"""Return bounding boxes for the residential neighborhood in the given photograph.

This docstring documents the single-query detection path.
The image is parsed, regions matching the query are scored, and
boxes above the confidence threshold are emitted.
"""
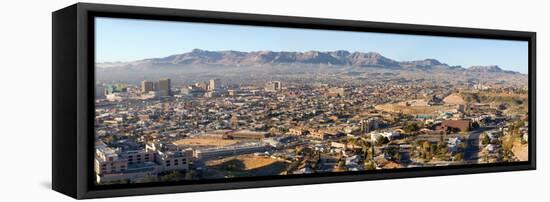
[94,72,528,184]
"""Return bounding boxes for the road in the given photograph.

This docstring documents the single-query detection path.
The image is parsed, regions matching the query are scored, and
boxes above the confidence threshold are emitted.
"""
[463,127,493,163]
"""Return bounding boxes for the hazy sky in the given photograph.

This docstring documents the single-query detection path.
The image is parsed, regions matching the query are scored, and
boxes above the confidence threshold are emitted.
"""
[95,17,529,73]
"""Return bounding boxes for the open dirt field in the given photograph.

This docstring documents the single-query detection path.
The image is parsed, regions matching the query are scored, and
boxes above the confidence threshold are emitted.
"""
[512,142,528,161]
[443,94,466,105]
[375,103,456,115]
[173,137,239,147]
[502,134,528,162]
[207,154,280,170]
[204,154,289,178]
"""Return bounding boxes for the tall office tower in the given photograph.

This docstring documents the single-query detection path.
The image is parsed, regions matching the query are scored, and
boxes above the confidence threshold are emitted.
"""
[95,84,106,99]
[272,81,281,90]
[141,80,156,93]
[327,87,346,97]
[158,78,171,96]
[265,81,282,92]
[228,89,237,96]
[196,81,209,91]
[209,79,221,91]
[360,118,380,133]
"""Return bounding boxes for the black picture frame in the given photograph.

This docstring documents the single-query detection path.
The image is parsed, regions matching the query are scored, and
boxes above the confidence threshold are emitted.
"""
[52,3,536,199]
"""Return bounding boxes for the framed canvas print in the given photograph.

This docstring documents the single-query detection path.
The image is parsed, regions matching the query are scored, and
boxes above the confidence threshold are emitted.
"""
[52,3,536,199]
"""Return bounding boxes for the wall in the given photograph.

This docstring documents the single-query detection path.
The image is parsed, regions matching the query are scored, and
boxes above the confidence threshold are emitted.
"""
[0,0,546,201]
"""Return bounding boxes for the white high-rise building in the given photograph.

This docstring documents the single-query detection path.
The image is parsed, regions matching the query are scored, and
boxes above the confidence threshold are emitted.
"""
[265,81,282,92]
[209,79,221,91]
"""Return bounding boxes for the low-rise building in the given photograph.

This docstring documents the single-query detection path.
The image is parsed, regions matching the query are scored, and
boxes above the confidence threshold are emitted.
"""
[370,131,401,142]
[193,143,268,159]
[438,119,471,133]
[94,140,193,184]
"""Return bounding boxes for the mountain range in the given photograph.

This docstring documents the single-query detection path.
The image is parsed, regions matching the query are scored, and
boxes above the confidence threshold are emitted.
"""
[97,49,521,74]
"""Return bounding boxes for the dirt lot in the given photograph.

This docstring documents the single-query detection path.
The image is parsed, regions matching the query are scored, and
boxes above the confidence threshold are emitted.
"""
[512,142,528,161]
[207,154,279,170]
[204,154,289,178]
[443,94,466,105]
[173,137,239,148]
[375,103,456,115]
[502,135,528,162]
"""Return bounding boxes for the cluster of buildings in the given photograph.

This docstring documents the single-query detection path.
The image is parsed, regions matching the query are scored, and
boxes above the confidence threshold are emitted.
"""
[94,75,528,183]
[94,140,192,184]
[194,142,268,159]
[141,78,172,97]
[95,78,173,102]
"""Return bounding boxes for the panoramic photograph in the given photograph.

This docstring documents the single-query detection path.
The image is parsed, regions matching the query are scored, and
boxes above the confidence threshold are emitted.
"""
[93,17,529,185]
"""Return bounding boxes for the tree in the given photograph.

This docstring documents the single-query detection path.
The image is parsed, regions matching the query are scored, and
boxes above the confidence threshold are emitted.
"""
[138,175,158,183]
[435,136,449,155]
[471,121,480,129]
[111,135,119,143]
[376,136,389,146]
[421,141,431,152]
[160,172,182,182]
[335,159,347,172]
[364,160,376,170]
[453,153,463,161]
[404,122,420,133]
[185,170,196,180]
[502,135,514,151]
[337,159,345,168]
[357,138,371,159]
[438,147,449,156]
[347,137,357,148]
[481,134,490,146]
[362,147,370,160]
[295,146,305,155]
[430,144,438,154]
[269,127,279,135]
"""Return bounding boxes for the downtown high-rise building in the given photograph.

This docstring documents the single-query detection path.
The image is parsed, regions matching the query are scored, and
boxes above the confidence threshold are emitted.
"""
[209,79,221,91]
[265,81,282,92]
[141,79,171,96]
[141,80,156,93]
[158,78,171,95]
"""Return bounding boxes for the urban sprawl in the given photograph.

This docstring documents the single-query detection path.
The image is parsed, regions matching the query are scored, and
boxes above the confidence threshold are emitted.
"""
[95,75,528,184]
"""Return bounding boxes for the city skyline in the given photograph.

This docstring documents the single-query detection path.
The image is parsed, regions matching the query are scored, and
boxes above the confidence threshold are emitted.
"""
[93,16,529,185]
[96,17,528,73]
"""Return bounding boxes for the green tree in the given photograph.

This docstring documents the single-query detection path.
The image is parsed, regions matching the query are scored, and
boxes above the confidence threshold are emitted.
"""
[185,170,196,180]
[335,159,347,172]
[453,153,463,161]
[404,122,420,133]
[347,137,357,148]
[364,160,376,170]
[160,172,182,182]
[376,136,389,146]
[481,134,490,145]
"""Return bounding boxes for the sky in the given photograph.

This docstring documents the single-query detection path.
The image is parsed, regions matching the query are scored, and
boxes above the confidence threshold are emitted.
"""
[95,17,529,73]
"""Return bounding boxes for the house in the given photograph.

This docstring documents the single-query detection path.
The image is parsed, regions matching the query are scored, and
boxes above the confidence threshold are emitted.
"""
[345,155,362,170]
[331,141,361,150]
[485,130,502,142]
[370,131,401,142]
[292,167,314,175]
[485,144,500,153]
[438,120,471,133]
[447,137,463,153]
[289,127,308,136]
